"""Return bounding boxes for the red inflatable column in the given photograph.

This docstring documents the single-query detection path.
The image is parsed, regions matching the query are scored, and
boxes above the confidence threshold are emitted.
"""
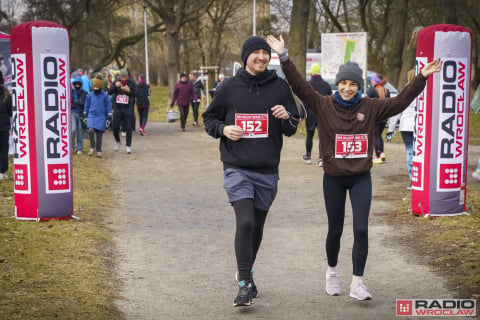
[412,24,472,216]
[11,21,73,220]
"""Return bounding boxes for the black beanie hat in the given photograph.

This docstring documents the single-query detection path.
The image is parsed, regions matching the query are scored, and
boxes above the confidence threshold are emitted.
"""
[335,61,364,89]
[241,36,271,66]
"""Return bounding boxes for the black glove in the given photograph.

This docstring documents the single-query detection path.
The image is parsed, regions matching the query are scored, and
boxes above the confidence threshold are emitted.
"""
[81,113,88,129]
[106,113,112,130]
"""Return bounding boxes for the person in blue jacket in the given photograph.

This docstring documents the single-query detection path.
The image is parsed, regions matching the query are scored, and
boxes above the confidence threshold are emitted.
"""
[71,75,88,154]
[84,78,112,157]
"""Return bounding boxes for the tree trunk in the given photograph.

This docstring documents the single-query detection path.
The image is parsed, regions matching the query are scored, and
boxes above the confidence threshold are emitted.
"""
[165,26,181,97]
[307,0,319,49]
[289,0,310,76]
[440,0,457,24]
[387,0,408,88]
[397,27,421,90]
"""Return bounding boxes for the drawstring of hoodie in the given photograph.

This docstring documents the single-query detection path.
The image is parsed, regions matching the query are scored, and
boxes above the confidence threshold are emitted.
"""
[248,82,260,95]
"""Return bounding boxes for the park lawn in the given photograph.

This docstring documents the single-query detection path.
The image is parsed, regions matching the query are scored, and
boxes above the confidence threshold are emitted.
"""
[0,154,122,320]
[0,85,477,319]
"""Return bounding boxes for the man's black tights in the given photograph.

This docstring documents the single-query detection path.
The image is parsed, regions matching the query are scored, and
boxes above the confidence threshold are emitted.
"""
[233,199,268,282]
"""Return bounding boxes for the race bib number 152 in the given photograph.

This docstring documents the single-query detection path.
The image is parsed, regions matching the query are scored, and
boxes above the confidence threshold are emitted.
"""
[235,113,269,138]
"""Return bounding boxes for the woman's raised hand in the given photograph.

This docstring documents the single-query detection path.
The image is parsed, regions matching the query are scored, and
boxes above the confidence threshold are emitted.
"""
[266,35,285,55]
[421,58,443,77]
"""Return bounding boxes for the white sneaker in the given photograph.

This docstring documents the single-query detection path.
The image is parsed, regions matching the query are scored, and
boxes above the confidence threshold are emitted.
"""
[97,152,102,158]
[126,146,132,154]
[0,173,7,180]
[76,150,82,155]
[302,154,312,164]
[325,269,342,296]
[114,142,121,151]
[350,280,372,301]
[88,148,94,155]
[472,170,480,181]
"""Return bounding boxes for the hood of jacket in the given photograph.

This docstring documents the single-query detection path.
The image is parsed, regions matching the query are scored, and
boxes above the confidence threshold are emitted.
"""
[236,67,278,95]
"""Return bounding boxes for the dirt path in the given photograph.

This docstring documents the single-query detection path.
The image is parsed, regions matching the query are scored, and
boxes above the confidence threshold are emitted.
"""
[107,121,476,320]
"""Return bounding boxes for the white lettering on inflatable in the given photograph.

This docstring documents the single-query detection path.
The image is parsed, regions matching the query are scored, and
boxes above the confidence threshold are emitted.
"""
[411,57,428,191]
[11,54,31,193]
[437,58,466,191]
[41,54,71,193]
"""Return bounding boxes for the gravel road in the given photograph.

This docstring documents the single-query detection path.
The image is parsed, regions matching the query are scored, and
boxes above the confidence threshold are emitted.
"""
[107,121,477,320]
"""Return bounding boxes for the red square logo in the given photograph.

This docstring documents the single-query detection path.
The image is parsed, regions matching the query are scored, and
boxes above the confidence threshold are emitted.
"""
[438,163,462,189]
[397,300,413,316]
[411,161,422,189]
[14,164,30,192]
[47,164,70,191]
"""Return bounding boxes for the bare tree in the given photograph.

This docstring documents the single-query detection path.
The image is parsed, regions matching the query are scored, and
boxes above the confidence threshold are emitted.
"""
[386,0,408,86]
[289,0,311,75]
[270,0,294,33]
[440,0,457,24]
[0,0,23,31]
[459,0,480,87]
[307,0,322,49]
[146,0,214,94]
[320,0,344,32]
[187,1,247,70]
[19,0,165,71]
[397,27,421,90]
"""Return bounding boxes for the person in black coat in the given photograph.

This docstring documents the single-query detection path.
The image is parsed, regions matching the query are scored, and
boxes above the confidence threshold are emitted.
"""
[0,71,12,180]
[202,36,299,307]
[136,74,150,135]
[108,68,137,153]
[301,63,332,166]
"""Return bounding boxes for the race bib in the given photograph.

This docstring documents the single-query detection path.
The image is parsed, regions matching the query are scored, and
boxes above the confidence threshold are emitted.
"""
[335,134,368,158]
[116,94,129,104]
[235,113,269,138]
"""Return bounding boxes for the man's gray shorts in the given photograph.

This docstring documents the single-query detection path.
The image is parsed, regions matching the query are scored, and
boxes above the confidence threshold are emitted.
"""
[223,168,279,211]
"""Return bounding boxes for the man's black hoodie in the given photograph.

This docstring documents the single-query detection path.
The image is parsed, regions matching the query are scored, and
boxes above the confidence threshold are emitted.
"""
[203,68,299,174]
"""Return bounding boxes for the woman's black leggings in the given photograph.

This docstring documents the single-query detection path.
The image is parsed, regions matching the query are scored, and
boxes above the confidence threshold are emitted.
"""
[323,172,371,276]
[191,101,200,123]
[374,121,386,157]
[233,199,268,282]
[305,130,314,155]
[137,107,149,129]
[305,130,321,158]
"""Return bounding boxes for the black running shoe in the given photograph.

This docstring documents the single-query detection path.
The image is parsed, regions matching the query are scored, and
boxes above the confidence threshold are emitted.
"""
[233,281,253,307]
[251,279,258,298]
[235,271,259,298]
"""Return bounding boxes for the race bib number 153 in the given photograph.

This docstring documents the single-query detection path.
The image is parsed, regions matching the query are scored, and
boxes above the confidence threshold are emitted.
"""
[335,134,368,158]
[235,113,269,138]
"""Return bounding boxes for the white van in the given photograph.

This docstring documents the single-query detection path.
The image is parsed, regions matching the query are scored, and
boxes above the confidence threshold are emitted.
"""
[268,51,322,81]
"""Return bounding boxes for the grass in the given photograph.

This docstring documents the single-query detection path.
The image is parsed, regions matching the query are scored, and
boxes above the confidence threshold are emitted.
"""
[0,153,121,319]
[390,188,480,299]
[385,108,480,300]
[0,85,478,319]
